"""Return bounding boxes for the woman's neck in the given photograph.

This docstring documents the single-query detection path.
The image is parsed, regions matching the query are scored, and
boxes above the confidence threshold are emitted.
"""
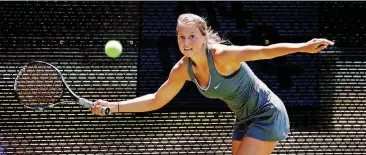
[190,44,209,69]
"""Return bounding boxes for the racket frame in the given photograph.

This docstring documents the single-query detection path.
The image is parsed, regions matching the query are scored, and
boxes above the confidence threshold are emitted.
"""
[14,61,109,115]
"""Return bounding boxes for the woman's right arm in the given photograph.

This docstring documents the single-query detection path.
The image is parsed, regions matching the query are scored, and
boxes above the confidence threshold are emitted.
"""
[91,57,189,115]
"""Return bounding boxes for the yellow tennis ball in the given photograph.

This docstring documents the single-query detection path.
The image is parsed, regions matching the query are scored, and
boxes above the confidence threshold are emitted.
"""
[105,40,122,58]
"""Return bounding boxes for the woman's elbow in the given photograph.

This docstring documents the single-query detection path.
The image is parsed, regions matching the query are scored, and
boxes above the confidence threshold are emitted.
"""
[149,93,168,111]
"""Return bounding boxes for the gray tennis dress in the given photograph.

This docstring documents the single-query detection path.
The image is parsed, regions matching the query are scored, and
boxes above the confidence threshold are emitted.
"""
[187,47,290,141]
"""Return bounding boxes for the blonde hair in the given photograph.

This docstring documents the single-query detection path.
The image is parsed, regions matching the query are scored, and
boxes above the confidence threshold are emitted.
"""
[176,13,229,45]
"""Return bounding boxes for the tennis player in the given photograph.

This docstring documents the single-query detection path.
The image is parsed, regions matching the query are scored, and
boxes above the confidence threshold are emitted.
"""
[91,13,334,155]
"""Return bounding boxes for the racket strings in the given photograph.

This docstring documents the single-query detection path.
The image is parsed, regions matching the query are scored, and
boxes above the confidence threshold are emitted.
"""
[15,63,64,107]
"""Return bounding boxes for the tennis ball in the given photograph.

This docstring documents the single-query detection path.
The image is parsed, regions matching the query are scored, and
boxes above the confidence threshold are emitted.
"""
[105,40,122,58]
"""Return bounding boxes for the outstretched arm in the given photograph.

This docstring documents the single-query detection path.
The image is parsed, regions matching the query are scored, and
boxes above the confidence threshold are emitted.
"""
[91,57,189,115]
[218,38,335,62]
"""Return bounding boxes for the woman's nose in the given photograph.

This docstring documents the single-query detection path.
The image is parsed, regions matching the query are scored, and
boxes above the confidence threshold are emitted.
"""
[184,38,191,45]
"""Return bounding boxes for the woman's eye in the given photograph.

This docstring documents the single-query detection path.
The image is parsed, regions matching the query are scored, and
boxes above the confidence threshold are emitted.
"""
[189,35,195,39]
[179,36,185,40]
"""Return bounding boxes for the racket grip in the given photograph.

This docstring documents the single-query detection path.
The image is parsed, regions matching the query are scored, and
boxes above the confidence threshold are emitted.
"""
[78,98,110,115]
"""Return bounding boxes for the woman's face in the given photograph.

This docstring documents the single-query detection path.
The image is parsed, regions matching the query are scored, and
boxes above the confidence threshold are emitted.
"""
[176,23,206,58]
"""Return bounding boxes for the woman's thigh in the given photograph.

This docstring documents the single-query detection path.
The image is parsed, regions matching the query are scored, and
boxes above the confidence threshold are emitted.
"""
[232,136,278,155]
[232,140,241,155]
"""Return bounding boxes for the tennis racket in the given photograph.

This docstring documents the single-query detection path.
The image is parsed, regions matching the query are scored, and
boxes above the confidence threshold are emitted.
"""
[13,61,110,115]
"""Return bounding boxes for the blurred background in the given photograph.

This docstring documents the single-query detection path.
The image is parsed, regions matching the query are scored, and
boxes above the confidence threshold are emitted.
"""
[0,1,365,154]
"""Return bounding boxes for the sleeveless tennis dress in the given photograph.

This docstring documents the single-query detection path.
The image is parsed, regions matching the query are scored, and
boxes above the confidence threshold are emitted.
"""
[187,47,290,141]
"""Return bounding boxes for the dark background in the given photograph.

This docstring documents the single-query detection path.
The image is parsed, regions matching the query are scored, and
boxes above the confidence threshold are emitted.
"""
[1,1,365,154]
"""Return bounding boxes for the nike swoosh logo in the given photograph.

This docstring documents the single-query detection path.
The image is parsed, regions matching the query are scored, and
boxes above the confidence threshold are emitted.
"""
[214,83,221,89]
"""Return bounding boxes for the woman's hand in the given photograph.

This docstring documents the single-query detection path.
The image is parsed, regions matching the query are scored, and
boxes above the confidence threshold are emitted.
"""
[90,100,110,116]
[302,38,335,53]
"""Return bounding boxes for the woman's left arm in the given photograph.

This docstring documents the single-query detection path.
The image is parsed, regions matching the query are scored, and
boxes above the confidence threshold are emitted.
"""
[218,38,334,62]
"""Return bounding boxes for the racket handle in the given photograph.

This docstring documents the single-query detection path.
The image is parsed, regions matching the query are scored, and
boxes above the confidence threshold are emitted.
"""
[78,98,110,115]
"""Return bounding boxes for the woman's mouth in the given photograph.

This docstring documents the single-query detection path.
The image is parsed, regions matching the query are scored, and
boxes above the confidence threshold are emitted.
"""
[184,47,193,52]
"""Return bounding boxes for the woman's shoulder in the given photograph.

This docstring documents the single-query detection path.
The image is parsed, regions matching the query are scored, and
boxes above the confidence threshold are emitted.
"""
[209,43,224,53]
[170,56,190,81]
[209,43,234,55]
[209,43,241,70]
[209,43,232,61]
